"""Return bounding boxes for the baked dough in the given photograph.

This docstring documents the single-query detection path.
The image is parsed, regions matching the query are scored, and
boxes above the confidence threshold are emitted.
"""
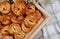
[22,22,32,33]
[11,1,26,16]
[26,3,35,15]
[11,15,24,24]
[0,1,42,39]
[33,10,41,20]
[14,31,26,39]
[0,2,10,14]
[8,23,21,34]
[24,10,41,28]
[0,25,9,35]
[0,15,11,25]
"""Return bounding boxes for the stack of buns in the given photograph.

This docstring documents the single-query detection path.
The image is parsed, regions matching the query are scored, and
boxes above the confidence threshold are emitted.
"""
[0,0,42,39]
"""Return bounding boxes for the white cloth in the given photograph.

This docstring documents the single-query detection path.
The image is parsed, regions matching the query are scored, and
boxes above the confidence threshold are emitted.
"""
[37,0,60,39]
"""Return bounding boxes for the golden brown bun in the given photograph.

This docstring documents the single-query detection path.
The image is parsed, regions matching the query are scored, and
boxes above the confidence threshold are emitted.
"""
[8,12,24,24]
[14,31,26,39]
[11,1,26,16]
[24,16,37,28]
[33,10,41,20]
[26,3,35,15]
[0,15,11,25]
[0,25,9,35]
[24,10,41,28]
[8,23,21,34]
[0,2,10,14]
[22,22,32,33]
[11,15,24,24]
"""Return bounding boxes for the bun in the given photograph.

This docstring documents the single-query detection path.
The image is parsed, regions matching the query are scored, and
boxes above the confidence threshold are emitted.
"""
[22,22,32,33]
[26,3,35,15]
[11,1,26,16]
[10,13,24,24]
[14,31,26,39]
[8,23,21,34]
[0,15,11,25]
[24,10,41,28]
[0,2,10,14]
[0,25,9,35]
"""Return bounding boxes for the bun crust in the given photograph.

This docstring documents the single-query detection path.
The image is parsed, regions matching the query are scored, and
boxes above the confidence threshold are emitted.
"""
[8,23,21,34]
[0,2,10,14]
[11,1,26,16]
[0,25,9,35]
[26,3,35,15]
[0,15,11,25]
[22,22,32,33]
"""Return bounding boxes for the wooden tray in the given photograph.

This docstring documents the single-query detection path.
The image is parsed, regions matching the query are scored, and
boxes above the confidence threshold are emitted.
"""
[24,2,51,39]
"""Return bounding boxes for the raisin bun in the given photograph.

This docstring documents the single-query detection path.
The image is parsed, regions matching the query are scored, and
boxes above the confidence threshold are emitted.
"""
[11,1,26,16]
[0,15,11,25]
[26,3,35,15]
[0,1,10,14]
[24,10,41,28]
[8,23,21,34]
[22,22,32,33]
[14,31,26,39]
[0,25,9,35]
